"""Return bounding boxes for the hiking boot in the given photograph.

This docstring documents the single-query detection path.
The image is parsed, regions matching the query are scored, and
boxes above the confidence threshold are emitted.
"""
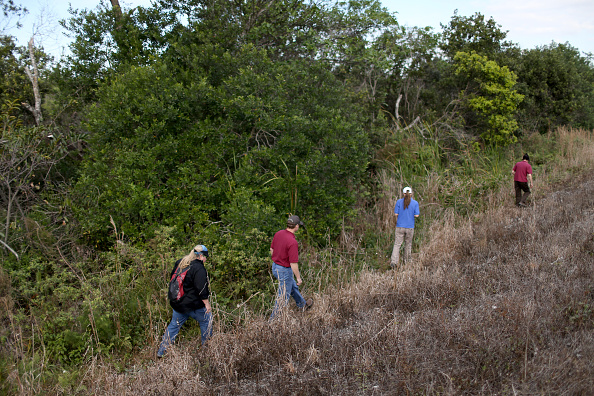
[303,298,314,311]
[517,202,527,208]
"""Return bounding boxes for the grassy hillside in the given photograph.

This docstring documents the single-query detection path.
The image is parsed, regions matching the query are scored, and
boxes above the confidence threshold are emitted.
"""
[3,2,594,393]
[11,127,588,395]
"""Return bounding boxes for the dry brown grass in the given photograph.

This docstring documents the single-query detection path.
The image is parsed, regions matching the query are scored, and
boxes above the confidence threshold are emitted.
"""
[68,129,594,395]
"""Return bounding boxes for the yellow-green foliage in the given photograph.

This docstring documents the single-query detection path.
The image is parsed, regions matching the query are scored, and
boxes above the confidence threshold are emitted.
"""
[454,51,524,146]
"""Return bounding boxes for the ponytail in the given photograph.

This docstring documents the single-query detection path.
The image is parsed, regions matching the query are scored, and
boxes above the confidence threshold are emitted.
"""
[403,193,411,210]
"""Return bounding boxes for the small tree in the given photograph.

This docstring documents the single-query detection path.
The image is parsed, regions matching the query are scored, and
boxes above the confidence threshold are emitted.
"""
[454,51,523,146]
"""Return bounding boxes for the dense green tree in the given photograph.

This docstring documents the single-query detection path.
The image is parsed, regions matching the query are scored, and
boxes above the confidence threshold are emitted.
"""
[55,0,400,111]
[74,43,370,239]
[514,43,594,132]
[64,0,407,248]
[440,11,516,61]
[54,1,177,106]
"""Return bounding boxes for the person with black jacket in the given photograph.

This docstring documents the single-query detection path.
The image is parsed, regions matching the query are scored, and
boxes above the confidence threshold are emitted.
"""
[157,245,212,358]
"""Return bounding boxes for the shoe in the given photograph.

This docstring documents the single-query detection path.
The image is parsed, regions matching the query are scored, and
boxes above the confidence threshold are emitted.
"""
[303,298,314,311]
[518,202,527,207]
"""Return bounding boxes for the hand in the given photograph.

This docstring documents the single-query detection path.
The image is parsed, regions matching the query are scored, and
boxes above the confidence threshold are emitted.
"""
[296,278,303,286]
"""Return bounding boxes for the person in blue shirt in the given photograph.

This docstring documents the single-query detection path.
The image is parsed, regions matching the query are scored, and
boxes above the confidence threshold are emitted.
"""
[390,187,420,268]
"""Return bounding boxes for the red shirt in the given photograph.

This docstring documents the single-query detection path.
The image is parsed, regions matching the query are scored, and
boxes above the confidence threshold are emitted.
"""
[270,229,298,268]
[513,161,532,182]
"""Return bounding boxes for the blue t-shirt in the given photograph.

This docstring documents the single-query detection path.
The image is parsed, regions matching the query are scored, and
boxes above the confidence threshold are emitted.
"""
[394,198,420,229]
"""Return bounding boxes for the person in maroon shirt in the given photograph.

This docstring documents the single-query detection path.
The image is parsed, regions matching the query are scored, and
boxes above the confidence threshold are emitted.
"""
[512,153,533,207]
[269,215,313,318]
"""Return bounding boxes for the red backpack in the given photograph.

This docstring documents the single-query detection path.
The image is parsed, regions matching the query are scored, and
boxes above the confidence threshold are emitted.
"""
[168,265,192,302]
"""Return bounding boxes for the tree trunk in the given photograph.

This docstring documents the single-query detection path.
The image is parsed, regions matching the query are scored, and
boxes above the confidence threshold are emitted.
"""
[111,0,122,21]
[22,37,43,126]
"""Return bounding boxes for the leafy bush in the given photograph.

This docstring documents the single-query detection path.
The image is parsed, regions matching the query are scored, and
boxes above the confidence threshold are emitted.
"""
[74,46,370,247]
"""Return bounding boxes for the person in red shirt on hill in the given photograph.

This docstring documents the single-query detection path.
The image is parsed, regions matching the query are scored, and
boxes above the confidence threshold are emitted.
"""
[512,153,533,207]
[269,215,313,319]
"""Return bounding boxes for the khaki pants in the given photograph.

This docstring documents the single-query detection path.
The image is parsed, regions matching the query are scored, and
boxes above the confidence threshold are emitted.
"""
[391,227,414,267]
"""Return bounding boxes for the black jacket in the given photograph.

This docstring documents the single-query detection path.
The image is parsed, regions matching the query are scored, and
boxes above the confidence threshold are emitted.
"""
[169,258,210,313]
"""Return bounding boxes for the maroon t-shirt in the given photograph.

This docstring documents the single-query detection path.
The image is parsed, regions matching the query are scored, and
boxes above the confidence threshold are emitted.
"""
[513,161,532,182]
[270,229,298,268]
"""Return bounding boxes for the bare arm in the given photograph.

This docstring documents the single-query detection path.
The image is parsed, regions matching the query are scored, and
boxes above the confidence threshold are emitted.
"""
[290,263,302,286]
[202,299,212,313]
[527,173,533,187]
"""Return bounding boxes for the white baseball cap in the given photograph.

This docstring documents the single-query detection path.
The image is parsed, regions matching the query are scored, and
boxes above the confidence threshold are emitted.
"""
[403,187,412,194]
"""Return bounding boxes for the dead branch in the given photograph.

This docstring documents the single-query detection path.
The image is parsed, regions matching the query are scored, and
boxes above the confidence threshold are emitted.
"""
[0,239,19,260]
[22,37,43,126]
[395,94,402,121]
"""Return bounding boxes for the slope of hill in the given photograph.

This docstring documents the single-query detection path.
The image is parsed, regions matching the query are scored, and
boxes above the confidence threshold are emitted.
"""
[78,164,593,394]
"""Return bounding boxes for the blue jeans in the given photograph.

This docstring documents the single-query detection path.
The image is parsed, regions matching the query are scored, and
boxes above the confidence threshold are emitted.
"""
[270,262,306,318]
[157,307,212,357]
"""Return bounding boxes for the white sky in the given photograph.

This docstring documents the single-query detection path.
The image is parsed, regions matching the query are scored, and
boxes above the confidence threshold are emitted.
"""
[384,0,594,54]
[5,0,594,58]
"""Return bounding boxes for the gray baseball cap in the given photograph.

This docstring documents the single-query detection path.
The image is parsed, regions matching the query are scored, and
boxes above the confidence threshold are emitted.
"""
[287,215,304,226]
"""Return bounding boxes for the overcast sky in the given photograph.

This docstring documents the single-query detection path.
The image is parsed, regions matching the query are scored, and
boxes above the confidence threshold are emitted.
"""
[6,0,594,58]
[384,0,594,54]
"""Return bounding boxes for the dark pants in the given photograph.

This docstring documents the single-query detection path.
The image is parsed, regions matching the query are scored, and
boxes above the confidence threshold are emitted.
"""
[514,181,530,205]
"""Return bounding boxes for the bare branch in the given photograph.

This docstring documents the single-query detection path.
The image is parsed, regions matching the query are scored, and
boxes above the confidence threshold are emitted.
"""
[395,94,402,121]
[402,116,420,131]
[0,239,19,260]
